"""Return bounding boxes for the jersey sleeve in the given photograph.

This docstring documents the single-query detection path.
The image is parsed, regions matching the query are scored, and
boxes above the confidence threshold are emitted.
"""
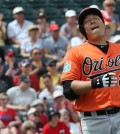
[61,47,82,82]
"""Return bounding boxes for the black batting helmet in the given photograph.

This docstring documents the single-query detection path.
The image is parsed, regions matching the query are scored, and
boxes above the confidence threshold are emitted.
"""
[78,8,104,39]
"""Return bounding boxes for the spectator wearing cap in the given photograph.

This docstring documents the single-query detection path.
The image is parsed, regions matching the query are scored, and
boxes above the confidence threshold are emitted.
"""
[42,107,70,134]
[7,75,37,118]
[60,10,77,40]
[30,48,47,77]
[53,90,78,123]
[0,57,14,93]
[27,107,43,133]
[0,93,21,134]
[38,74,63,108]
[21,24,44,58]
[7,7,33,46]
[0,13,6,46]
[36,9,50,39]
[40,59,61,89]
[21,120,36,134]
[31,99,48,126]
[13,59,40,92]
[59,108,81,134]
[101,0,120,31]
[44,23,68,61]
[4,49,19,77]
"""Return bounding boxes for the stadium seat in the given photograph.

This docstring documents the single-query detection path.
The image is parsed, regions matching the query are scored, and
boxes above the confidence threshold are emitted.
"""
[3,0,27,9]
[55,18,66,26]
[113,30,120,36]
[50,0,73,8]
[58,6,82,20]
[43,7,61,20]
[15,57,23,63]
[73,0,96,8]
[0,1,5,8]
[64,6,83,15]
[24,7,35,20]
[115,3,120,14]
[26,0,49,8]
[0,8,12,23]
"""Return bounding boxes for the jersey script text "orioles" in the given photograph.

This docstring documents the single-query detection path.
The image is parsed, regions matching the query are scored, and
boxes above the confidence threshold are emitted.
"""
[82,55,120,75]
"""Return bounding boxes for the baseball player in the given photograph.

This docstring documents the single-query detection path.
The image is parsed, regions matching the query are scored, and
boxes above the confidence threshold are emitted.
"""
[61,7,120,134]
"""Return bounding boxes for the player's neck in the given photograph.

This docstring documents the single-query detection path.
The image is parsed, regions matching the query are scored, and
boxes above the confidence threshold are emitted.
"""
[88,38,107,46]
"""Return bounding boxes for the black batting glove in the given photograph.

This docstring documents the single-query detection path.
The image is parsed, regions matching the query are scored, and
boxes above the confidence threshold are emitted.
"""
[91,73,117,89]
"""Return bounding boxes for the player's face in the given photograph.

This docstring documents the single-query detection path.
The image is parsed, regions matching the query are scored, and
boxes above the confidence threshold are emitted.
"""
[83,14,106,40]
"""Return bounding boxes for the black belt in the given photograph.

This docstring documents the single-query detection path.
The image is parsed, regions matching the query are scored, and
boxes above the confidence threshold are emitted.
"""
[84,107,120,116]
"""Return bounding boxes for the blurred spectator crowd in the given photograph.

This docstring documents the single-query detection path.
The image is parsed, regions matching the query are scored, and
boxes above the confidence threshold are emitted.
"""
[0,0,120,134]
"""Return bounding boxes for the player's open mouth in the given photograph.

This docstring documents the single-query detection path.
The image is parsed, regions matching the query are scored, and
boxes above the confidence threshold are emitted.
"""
[91,26,99,30]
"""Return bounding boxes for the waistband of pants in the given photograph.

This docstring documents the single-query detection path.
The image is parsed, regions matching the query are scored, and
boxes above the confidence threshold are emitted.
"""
[83,107,120,116]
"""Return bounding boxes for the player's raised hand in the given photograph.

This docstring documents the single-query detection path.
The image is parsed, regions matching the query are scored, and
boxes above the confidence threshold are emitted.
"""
[91,72,117,89]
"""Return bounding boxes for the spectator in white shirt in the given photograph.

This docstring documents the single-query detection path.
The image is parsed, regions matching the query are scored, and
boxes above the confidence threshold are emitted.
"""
[60,10,77,40]
[70,25,86,48]
[38,74,63,109]
[7,75,37,116]
[21,24,43,58]
[7,7,33,46]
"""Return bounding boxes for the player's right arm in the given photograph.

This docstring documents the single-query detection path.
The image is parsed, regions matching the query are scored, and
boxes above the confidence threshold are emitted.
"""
[63,73,117,96]
[71,80,92,94]
[61,48,93,100]
[61,48,117,101]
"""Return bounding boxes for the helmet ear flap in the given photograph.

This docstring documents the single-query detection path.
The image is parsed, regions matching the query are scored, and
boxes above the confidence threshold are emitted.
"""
[79,25,88,39]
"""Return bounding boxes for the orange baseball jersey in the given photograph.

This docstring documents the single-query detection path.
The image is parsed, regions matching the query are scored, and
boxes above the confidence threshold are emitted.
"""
[61,42,120,112]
